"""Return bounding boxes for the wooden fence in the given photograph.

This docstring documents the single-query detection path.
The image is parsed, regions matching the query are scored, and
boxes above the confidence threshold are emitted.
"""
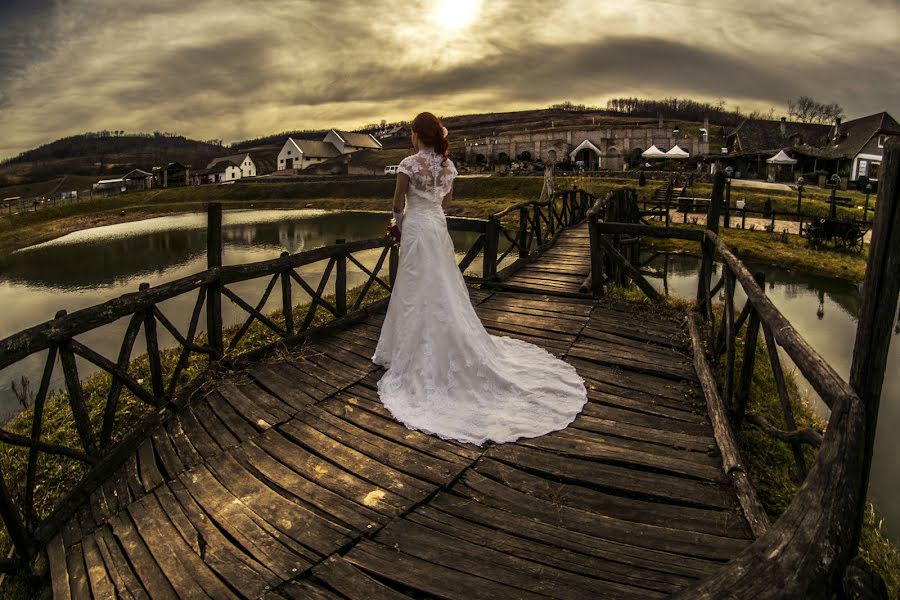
[585,140,900,596]
[0,190,592,573]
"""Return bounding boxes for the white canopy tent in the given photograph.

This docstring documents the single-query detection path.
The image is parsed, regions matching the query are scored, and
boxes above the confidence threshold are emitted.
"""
[766,150,797,165]
[641,145,667,158]
[665,145,690,159]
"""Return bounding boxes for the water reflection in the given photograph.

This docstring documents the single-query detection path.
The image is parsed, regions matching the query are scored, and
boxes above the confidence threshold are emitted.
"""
[641,250,898,545]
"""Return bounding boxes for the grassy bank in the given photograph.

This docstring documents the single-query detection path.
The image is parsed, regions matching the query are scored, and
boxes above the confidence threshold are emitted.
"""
[0,176,567,258]
[642,222,868,284]
[608,288,900,596]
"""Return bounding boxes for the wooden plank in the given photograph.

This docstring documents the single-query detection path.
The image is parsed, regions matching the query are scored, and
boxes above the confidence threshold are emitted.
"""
[205,391,260,440]
[569,342,699,382]
[476,458,751,539]
[406,505,690,595]
[297,350,368,388]
[47,534,72,600]
[487,444,737,510]
[570,413,715,453]
[151,427,186,481]
[424,492,717,580]
[294,407,460,486]
[127,493,236,599]
[279,420,431,502]
[176,409,222,459]
[345,539,549,600]
[178,465,314,580]
[375,518,657,600]
[277,359,345,397]
[456,470,747,561]
[581,399,711,435]
[234,439,387,531]
[109,512,179,599]
[312,554,412,600]
[566,357,699,405]
[163,481,280,593]
[330,392,481,461]
[256,429,408,514]
[205,452,353,555]
[93,525,148,599]
[164,417,203,469]
[219,382,291,428]
[137,438,165,492]
[248,364,319,409]
[271,580,344,600]
[191,399,241,449]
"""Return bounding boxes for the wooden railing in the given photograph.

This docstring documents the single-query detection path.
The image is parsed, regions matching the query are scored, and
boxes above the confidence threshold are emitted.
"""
[585,141,900,596]
[478,188,594,281]
[0,192,594,573]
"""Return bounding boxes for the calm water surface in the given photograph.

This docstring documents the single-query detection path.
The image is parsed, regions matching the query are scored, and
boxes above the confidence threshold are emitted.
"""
[0,210,896,543]
[642,251,898,544]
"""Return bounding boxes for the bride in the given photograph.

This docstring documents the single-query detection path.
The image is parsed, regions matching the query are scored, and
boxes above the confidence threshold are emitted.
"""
[372,112,587,446]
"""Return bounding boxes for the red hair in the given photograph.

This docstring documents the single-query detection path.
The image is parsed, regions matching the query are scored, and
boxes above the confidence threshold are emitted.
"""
[412,112,449,163]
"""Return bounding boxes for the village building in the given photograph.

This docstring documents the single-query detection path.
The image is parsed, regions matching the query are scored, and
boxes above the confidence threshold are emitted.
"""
[276,138,341,171]
[195,153,258,184]
[323,129,382,154]
[122,169,153,191]
[152,162,191,187]
[723,112,900,186]
[463,124,708,170]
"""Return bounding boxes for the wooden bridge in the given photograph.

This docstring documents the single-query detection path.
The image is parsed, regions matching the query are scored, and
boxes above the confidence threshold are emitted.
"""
[1,143,898,599]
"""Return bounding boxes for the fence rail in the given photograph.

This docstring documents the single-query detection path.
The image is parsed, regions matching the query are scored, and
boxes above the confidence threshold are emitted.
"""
[0,190,593,574]
[584,141,900,596]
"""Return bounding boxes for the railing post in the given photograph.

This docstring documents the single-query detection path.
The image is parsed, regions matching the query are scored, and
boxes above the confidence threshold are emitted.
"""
[139,283,165,404]
[335,239,347,316]
[734,272,764,426]
[588,214,605,296]
[849,138,900,550]
[723,268,736,410]
[697,172,725,320]
[483,216,500,280]
[280,252,293,336]
[517,206,529,257]
[206,202,224,357]
[533,202,542,246]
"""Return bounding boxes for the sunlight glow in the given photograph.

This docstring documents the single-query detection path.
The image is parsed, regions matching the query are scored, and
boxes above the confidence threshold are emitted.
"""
[432,0,481,30]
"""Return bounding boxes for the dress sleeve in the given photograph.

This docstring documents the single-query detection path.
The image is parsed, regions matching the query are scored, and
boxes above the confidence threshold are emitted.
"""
[397,156,415,179]
[447,160,458,180]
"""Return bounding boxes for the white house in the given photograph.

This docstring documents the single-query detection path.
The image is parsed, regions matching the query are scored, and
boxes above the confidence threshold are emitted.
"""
[276,138,342,171]
[200,153,257,183]
[323,129,382,154]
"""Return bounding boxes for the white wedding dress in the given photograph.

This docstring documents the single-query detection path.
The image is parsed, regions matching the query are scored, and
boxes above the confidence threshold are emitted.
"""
[372,148,587,445]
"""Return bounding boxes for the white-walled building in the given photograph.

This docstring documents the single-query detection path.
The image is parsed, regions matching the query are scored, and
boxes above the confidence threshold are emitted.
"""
[276,138,341,171]
[201,153,257,183]
[323,129,382,154]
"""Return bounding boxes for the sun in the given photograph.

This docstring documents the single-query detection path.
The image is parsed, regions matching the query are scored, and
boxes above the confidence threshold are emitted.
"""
[431,0,481,30]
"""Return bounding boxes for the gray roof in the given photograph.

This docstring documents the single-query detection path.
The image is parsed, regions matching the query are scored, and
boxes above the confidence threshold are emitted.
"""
[331,130,382,149]
[205,153,250,170]
[290,138,341,158]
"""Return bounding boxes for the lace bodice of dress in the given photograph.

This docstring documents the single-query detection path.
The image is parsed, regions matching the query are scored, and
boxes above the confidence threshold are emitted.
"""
[398,148,458,206]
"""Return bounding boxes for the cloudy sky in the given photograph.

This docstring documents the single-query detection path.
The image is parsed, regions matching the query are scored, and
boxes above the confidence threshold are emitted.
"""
[0,0,898,159]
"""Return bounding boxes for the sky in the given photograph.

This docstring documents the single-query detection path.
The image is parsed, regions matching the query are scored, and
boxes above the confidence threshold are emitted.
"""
[0,0,898,159]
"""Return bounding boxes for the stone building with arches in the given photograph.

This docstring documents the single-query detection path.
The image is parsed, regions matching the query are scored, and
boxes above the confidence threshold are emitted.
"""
[462,124,709,169]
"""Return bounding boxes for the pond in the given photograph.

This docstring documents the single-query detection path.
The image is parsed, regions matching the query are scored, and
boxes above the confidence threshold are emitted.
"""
[641,250,899,545]
[0,209,896,544]
[0,209,488,419]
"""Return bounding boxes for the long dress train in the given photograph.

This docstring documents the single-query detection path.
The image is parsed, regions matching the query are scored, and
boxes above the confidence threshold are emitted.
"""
[372,148,587,445]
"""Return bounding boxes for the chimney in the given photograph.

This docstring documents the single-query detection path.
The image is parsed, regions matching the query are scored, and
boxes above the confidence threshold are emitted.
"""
[833,117,842,144]
[780,116,786,136]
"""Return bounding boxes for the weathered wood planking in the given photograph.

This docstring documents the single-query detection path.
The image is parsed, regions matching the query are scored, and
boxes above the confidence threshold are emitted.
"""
[47,241,756,598]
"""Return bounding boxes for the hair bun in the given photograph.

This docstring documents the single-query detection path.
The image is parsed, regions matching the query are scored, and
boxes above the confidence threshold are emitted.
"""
[441,126,448,138]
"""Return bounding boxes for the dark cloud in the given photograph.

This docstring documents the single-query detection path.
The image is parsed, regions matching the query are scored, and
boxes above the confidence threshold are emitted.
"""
[0,0,898,159]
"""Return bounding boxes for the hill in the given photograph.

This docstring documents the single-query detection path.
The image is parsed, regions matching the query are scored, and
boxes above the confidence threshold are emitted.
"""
[0,132,230,187]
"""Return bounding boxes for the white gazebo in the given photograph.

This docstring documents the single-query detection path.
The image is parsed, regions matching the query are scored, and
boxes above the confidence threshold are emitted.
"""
[766,150,797,182]
[641,145,667,159]
[665,145,690,159]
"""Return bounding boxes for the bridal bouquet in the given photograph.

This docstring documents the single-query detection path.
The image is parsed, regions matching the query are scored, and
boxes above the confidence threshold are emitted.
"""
[386,218,401,244]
